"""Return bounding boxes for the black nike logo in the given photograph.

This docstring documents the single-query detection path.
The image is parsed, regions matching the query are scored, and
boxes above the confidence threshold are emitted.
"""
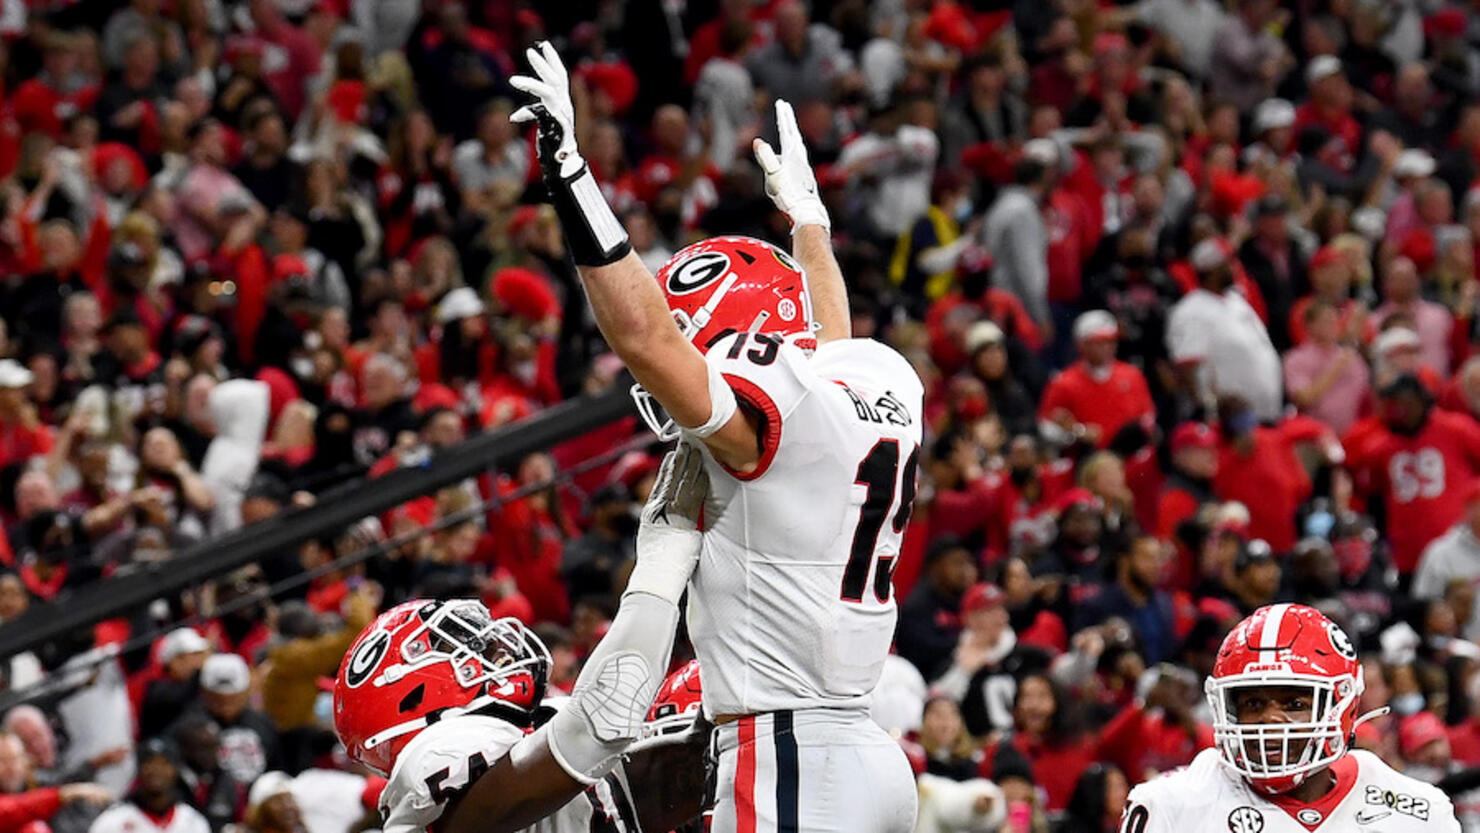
[1353,808,1391,824]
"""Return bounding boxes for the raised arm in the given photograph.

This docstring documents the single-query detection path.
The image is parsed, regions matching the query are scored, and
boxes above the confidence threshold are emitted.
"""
[510,42,760,470]
[753,100,850,344]
[435,447,709,833]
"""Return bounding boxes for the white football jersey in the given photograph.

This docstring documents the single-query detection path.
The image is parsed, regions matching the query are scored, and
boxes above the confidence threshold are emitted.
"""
[379,708,640,833]
[1121,748,1459,833]
[688,335,925,717]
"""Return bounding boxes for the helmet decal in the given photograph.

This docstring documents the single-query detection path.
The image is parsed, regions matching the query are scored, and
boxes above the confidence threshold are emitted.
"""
[666,251,731,294]
[344,629,391,688]
[1326,621,1356,660]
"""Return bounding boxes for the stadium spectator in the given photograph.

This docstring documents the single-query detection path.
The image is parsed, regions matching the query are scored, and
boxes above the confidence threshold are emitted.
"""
[1038,311,1154,448]
[1348,374,1480,575]
[1075,536,1176,664]
[1373,255,1455,377]
[139,629,211,741]
[1283,300,1371,433]
[896,537,976,680]
[184,655,281,785]
[1167,238,1284,421]
[88,739,207,833]
[935,582,1052,739]
[171,717,245,833]
[260,586,376,771]
[1414,483,1480,640]
[982,157,1052,334]
[239,772,306,833]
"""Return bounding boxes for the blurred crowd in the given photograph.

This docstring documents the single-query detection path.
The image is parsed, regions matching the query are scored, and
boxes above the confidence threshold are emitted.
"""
[8,0,1480,832]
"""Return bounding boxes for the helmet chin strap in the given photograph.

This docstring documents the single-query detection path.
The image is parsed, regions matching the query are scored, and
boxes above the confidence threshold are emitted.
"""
[689,272,740,336]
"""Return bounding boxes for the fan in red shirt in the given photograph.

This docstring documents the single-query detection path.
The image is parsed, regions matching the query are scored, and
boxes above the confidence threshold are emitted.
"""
[984,435,1076,561]
[635,105,721,228]
[1345,373,1480,574]
[1157,422,1220,589]
[0,362,53,470]
[1292,57,1362,174]
[1039,310,1154,448]
[1212,398,1313,554]
[8,32,99,140]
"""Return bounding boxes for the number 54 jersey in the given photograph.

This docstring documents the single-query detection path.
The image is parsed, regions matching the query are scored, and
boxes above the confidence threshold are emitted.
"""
[379,710,640,833]
[1121,748,1459,833]
[688,334,925,718]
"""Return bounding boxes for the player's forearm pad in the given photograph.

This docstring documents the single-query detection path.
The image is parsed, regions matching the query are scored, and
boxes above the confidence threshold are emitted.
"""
[546,591,679,784]
[546,163,631,267]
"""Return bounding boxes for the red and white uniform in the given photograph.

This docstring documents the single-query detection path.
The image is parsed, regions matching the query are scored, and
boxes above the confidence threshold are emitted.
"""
[379,706,639,833]
[88,803,211,833]
[1121,748,1458,833]
[690,335,923,833]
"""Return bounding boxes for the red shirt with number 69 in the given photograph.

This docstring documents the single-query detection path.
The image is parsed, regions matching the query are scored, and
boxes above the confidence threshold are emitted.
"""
[1345,410,1480,573]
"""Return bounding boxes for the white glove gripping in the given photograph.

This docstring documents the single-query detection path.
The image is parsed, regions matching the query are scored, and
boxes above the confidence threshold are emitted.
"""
[511,41,630,266]
[679,361,739,441]
[626,442,708,605]
[753,99,831,234]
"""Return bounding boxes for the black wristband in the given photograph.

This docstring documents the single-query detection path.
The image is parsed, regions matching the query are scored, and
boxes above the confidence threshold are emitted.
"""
[545,163,632,267]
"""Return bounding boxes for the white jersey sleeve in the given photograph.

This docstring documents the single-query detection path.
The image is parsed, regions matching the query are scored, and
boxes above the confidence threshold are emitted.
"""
[699,331,814,481]
[690,335,925,716]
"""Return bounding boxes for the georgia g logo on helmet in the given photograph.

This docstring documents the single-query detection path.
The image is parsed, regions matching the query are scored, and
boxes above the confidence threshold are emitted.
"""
[344,629,391,688]
[665,251,730,294]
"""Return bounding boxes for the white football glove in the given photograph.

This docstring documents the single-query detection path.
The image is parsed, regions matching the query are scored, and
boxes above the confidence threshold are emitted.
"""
[752,99,830,234]
[625,442,708,604]
[509,41,583,179]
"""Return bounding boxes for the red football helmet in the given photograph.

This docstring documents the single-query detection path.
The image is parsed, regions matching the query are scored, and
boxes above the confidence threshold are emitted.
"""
[1205,603,1372,794]
[635,237,818,439]
[642,660,703,740]
[332,599,550,775]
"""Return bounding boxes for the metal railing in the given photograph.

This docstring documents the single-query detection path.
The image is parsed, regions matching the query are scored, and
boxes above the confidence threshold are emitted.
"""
[0,386,637,664]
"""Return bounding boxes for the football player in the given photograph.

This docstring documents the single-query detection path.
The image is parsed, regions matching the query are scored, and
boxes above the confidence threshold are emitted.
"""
[1121,603,1459,832]
[332,447,710,833]
[511,41,922,833]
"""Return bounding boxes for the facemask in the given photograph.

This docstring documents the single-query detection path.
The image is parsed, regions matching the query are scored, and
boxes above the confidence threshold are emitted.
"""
[954,199,974,224]
[1009,467,1034,488]
[1391,692,1425,716]
[512,360,538,387]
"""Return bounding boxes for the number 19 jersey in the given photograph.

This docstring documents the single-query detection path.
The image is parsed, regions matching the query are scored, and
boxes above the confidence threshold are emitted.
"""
[687,334,925,718]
